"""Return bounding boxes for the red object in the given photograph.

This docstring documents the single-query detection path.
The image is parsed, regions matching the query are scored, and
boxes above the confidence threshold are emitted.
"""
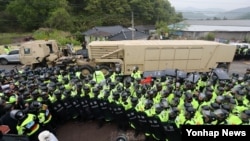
[0,125,10,134]
[140,76,152,84]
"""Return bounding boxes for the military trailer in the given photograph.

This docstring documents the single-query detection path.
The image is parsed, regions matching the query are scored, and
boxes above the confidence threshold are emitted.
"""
[88,40,236,75]
[19,40,236,77]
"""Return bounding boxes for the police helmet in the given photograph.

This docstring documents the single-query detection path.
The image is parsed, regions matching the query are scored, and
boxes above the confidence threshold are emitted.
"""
[115,67,121,74]
[136,89,142,98]
[117,85,123,92]
[161,89,170,98]
[92,87,100,95]
[210,103,220,110]
[214,109,229,120]
[83,86,90,93]
[23,90,30,97]
[112,91,120,100]
[30,101,42,110]
[171,97,180,106]
[155,104,163,114]
[54,90,61,96]
[144,99,153,110]
[186,106,195,115]
[121,91,128,100]
[156,83,162,91]
[59,85,65,91]
[201,105,210,111]
[18,86,26,93]
[63,89,71,96]
[131,97,138,105]
[97,84,103,90]
[185,92,193,101]
[221,104,231,112]
[103,90,110,98]
[109,82,116,89]
[10,110,25,120]
[215,95,224,103]
[31,89,39,96]
[160,99,169,109]
[90,80,96,87]
[184,102,193,109]
[174,90,182,98]
[95,65,100,71]
[198,93,206,101]
[48,82,56,90]
[243,110,250,117]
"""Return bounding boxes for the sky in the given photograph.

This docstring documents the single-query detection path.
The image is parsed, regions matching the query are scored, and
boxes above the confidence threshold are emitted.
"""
[168,0,250,11]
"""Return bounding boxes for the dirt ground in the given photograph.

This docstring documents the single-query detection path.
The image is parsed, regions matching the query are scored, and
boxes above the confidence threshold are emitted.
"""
[56,120,145,141]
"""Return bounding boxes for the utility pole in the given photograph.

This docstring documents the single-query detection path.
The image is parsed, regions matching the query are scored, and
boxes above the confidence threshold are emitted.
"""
[131,11,134,40]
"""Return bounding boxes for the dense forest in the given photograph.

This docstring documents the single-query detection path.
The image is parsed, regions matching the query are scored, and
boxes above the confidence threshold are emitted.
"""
[0,0,183,33]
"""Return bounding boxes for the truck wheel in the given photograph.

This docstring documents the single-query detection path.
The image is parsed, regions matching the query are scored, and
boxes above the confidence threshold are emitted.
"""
[217,63,229,72]
[0,59,8,65]
[80,65,94,77]
[116,135,128,141]
[100,65,111,78]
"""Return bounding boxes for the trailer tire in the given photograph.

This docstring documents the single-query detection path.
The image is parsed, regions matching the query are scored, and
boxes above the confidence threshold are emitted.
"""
[80,65,94,77]
[100,65,111,78]
[217,63,229,72]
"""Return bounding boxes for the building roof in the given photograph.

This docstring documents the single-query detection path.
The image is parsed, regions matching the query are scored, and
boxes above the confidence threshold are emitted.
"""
[108,30,149,41]
[134,25,155,32]
[182,25,250,32]
[82,25,130,37]
[171,20,250,32]
[180,20,250,27]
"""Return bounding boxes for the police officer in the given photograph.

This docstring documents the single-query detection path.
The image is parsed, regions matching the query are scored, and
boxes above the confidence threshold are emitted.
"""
[93,66,105,84]
[131,66,141,80]
[3,45,10,54]
[11,109,41,141]
[201,110,217,125]
[240,110,250,125]
[0,103,18,134]
[29,101,55,135]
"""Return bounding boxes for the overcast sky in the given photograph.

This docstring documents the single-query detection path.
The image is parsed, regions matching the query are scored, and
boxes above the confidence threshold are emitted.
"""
[168,0,250,11]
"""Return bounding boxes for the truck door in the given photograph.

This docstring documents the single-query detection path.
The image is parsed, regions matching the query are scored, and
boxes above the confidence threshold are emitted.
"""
[19,47,33,65]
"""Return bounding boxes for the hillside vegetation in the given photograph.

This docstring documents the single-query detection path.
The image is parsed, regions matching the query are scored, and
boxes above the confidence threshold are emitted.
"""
[0,0,182,33]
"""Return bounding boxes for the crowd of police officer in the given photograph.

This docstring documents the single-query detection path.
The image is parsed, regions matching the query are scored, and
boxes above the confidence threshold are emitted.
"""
[0,65,250,141]
[234,45,250,60]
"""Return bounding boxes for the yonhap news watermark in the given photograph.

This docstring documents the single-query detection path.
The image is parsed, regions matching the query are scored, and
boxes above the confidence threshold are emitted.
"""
[181,125,250,140]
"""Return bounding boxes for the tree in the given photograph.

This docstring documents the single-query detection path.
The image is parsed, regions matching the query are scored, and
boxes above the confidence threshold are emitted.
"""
[155,21,169,38]
[45,8,73,31]
[6,0,69,31]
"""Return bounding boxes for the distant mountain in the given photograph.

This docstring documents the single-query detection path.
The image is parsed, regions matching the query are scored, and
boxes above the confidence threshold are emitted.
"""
[181,12,210,20]
[216,7,250,19]
[176,6,250,20]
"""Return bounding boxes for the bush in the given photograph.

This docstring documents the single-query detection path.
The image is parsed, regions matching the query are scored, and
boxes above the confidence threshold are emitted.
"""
[32,28,81,46]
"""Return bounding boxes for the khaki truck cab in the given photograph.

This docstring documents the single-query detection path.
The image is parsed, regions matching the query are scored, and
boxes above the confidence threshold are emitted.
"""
[19,40,61,68]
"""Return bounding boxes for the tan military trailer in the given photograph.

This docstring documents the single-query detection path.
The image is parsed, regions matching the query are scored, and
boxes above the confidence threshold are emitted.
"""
[19,39,236,77]
[87,40,236,75]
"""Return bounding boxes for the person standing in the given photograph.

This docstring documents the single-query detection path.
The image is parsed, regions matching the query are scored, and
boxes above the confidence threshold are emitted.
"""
[3,46,10,54]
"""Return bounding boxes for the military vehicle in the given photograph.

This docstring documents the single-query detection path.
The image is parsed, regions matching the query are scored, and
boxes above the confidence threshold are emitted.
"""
[19,39,236,77]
